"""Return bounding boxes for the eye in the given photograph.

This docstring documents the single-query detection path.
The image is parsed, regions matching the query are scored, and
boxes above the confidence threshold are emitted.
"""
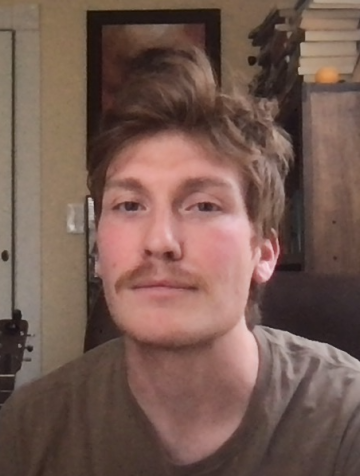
[195,202,221,212]
[114,201,144,213]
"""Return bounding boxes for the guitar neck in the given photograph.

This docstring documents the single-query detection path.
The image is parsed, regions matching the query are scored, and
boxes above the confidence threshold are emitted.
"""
[0,374,16,409]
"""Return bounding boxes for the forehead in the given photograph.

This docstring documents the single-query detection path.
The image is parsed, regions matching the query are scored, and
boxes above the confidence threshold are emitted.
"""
[106,130,243,186]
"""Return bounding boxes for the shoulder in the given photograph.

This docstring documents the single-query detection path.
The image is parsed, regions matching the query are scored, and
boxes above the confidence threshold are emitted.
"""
[252,327,360,475]
[1,338,124,416]
[255,325,360,373]
[255,326,360,370]
[255,325,360,408]
[0,338,130,474]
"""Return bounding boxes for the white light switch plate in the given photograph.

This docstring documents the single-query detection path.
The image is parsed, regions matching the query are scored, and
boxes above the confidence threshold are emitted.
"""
[66,203,84,234]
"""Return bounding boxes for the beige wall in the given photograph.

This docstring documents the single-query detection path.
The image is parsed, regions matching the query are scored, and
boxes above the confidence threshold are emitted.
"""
[0,0,294,374]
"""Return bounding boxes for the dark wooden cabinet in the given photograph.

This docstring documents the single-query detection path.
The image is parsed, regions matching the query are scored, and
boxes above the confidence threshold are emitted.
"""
[302,83,360,274]
[279,82,360,274]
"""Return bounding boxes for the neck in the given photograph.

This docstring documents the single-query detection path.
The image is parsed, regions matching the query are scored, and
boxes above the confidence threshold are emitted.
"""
[125,320,259,465]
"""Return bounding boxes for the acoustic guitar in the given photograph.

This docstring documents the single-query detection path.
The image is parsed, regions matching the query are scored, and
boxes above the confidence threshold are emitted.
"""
[0,309,28,409]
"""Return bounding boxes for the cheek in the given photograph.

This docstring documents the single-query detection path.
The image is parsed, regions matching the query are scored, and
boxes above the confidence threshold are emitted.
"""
[194,221,254,270]
[96,223,136,276]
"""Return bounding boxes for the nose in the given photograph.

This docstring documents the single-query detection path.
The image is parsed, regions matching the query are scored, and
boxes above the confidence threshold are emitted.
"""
[142,209,183,261]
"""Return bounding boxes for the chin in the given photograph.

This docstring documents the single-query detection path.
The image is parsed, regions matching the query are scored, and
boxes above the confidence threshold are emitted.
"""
[112,313,230,351]
[127,331,214,350]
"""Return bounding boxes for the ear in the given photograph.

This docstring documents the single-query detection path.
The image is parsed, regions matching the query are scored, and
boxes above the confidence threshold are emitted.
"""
[95,256,102,278]
[92,235,102,278]
[252,230,279,284]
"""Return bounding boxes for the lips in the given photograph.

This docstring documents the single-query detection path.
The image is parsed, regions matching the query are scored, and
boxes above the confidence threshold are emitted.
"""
[129,280,197,300]
[132,280,197,291]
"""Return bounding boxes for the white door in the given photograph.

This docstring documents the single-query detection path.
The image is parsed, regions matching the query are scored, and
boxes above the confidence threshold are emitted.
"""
[0,30,14,322]
[0,5,41,387]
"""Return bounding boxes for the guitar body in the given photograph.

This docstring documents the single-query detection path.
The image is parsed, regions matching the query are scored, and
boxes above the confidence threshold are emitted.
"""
[0,316,28,409]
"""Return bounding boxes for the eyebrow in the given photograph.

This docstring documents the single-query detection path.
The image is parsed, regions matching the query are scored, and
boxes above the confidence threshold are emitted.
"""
[104,178,147,195]
[103,176,235,196]
[177,177,235,195]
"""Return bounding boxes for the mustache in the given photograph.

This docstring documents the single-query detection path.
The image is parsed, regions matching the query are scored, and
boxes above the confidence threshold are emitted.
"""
[114,261,208,294]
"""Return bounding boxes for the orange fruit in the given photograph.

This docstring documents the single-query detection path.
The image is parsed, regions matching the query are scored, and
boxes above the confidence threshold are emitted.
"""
[315,66,340,84]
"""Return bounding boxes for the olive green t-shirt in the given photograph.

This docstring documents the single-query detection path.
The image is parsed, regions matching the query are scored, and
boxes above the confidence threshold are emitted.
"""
[1,326,360,476]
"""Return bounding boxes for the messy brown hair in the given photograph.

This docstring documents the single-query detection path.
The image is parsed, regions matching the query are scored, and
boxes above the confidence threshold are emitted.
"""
[87,46,293,327]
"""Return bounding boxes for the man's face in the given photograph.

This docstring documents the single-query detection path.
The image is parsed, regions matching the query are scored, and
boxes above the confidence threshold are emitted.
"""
[96,131,278,348]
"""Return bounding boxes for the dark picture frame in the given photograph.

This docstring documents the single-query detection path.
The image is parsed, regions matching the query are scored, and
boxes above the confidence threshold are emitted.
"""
[86,9,221,140]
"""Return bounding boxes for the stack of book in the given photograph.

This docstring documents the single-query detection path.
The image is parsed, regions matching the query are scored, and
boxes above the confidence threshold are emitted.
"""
[294,0,360,81]
[248,0,360,100]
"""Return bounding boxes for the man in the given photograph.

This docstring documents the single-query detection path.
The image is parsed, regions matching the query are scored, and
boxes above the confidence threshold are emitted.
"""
[1,46,360,475]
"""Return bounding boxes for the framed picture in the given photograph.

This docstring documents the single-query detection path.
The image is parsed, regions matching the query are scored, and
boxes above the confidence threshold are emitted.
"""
[87,9,221,139]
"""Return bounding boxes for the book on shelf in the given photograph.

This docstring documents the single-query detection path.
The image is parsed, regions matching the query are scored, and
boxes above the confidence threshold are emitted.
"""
[300,40,358,56]
[295,0,360,9]
[309,0,360,4]
[274,23,360,43]
[290,2,360,30]
[306,3,360,9]
[298,54,357,74]
[297,16,360,30]
[297,8,360,18]
[303,28,360,40]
